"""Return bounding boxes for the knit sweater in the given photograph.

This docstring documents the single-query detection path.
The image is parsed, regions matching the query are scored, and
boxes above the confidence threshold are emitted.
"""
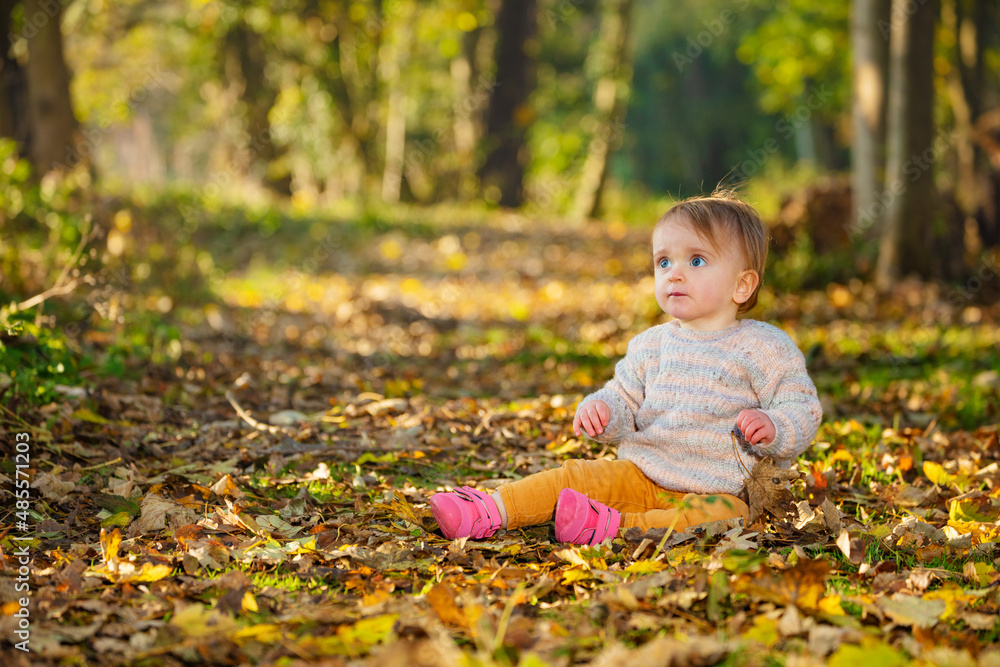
[579,319,822,496]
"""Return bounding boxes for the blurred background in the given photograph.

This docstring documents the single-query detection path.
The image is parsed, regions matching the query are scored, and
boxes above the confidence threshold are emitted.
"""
[1,0,1000,418]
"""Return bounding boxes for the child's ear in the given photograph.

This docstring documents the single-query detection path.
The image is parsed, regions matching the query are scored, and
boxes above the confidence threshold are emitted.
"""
[733,270,759,304]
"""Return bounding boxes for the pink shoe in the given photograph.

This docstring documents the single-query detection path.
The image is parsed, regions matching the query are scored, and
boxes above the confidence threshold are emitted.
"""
[429,486,502,539]
[554,488,621,546]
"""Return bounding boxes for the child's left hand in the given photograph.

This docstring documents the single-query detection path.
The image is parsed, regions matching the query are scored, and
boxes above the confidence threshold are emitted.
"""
[736,409,776,445]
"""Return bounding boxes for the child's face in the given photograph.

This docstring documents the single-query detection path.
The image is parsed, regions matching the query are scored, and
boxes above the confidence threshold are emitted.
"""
[652,219,757,330]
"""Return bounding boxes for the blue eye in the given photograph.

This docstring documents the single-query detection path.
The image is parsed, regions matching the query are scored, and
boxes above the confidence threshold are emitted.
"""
[690,257,706,267]
[658,258,670,269]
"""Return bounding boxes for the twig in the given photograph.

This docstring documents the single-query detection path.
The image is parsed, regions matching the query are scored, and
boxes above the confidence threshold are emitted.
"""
[225,389,414,456]
[13,216,93,313]
[79,457,123,471]
[225,390,291,436]
[15,279,79,312]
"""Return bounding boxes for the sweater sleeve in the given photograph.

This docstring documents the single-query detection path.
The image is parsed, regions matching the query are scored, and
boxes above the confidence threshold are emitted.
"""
[746,328,823,460]
[575,328,657,443]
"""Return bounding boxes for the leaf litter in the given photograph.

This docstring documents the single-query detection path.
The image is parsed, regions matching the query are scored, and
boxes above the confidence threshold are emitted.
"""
[1,214,999,666]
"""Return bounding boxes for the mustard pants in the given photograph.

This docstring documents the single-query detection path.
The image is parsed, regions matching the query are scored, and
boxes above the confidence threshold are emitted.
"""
[496,459,748,533]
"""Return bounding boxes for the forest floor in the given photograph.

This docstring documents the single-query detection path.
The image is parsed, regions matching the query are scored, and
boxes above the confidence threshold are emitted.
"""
[2,204,1000,666]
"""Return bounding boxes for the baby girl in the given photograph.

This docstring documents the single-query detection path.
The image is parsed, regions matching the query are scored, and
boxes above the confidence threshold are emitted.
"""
[430,191,823,545]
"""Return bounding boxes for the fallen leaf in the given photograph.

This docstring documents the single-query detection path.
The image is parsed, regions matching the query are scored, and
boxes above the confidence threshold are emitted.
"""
[427,582,467,628]
[734,557,829,611]
[136,493,198,534]
[210,474,244,498]
[741,456,800,525]
[32,471,75,501]
[836,529,865,565]
[876,594,946,628]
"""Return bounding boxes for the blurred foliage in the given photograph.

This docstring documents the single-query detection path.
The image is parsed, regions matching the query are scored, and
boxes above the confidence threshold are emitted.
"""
[47,0,866,208]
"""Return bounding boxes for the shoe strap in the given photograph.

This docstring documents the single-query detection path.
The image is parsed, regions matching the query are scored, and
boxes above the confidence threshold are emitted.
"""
[456,486,502,538]
[585,499,619,547]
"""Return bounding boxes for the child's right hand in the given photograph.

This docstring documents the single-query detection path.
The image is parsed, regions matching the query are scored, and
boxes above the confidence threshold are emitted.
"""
[574,400,610,438]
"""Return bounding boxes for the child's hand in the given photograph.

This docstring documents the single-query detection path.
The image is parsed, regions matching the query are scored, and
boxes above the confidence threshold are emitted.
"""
[736,409,776,445]
[574,400,610,438]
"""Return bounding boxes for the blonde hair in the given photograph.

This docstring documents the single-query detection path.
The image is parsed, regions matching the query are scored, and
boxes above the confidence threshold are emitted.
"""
[655,189,768,313]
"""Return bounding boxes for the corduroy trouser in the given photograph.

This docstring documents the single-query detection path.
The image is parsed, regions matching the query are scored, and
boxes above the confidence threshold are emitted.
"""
[496,458,749,533]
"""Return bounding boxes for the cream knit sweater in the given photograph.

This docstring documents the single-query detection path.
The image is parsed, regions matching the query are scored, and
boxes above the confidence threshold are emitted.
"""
[579,319,823,496]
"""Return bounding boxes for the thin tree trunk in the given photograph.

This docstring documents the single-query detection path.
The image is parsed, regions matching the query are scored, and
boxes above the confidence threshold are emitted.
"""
[335,7,383,195]
[380,3,415,203]
[226,19,291,195]
[896,0,937,276]
[875,0,938,289]
[381,86,405,202]
[572,0,635,221]
[23,0,78,175]
[850,0,890,239]
[0,0,30,147]
[478,0,537,208]
[450,29,480,198]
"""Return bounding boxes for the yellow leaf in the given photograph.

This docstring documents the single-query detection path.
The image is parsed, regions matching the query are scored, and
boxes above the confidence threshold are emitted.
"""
[73,408,112,424]
[923,461,955,486]
[171,604,238,639]
[230,623,284,646]
[242,591,258,612]
[303,614,398,656]
[743,615,779,647]
[828,637,908,667]
[100,527,121,562]
[362,589,392,607]
[122,562,172,583]
[561,568,594,584]
[818,595,846,616]
[949,498,999,523]
[828,449,854,465]
[923,583,975,619]
[625,559,668,575]
[101,511,132,528]
[964,562,998,587]
[286,536,317,554]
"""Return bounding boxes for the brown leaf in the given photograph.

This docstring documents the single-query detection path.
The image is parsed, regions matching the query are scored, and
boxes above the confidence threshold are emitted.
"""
[836,529,865,565]
[210,474,244,499]
[820,497,843,535]
[734,558,829,611]
[426,582,467,628]
[741,456,800,525]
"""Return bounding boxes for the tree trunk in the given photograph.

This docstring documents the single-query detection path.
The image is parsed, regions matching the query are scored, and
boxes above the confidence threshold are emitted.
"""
[875,0,938,289]
[850,0,890,240]
[450,27,483,199]
[896,0,937,276]
[572,0,635,222]
[226,19,291,195]
[23,0,78,175]
[380,5,414,204]
[0,0,31,150]
[478,0,537,208]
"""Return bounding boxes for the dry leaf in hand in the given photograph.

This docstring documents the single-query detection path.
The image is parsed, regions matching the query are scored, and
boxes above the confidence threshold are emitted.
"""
[741,456,800,525]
